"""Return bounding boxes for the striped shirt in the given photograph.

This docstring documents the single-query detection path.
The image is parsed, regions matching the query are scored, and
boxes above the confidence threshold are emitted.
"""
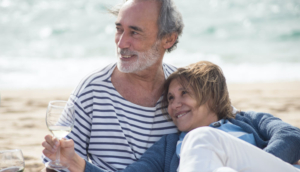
[43,63,178,171]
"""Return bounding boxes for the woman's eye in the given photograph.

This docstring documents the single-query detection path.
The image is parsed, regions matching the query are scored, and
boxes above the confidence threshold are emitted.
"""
[182,90,187,95]
[168,96,173,101]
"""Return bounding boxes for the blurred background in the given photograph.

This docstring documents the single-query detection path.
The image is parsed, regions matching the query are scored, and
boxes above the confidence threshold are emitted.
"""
[0,0,300,88]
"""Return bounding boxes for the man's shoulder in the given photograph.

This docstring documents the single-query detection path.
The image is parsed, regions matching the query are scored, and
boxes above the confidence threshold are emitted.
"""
[163,63,177,72]
[71,63,117,97]
[162,63,177,78]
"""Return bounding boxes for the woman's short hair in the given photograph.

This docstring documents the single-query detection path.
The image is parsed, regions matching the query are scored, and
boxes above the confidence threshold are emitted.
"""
[162,61,235,120]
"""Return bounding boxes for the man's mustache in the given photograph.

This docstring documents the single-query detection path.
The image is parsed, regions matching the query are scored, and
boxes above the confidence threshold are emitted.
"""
[118,48,138,56]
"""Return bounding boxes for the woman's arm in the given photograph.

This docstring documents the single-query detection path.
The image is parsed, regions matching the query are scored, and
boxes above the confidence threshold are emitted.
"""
[240,111,300,164]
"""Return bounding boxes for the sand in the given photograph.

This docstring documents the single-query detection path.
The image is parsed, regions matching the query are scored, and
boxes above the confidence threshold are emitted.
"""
[1,82,300,172]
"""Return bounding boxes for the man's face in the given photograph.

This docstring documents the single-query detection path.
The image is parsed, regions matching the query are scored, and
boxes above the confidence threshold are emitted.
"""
[114,0,163,73]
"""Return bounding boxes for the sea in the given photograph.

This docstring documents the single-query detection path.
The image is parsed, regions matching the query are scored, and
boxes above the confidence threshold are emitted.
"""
[0,0,300,89]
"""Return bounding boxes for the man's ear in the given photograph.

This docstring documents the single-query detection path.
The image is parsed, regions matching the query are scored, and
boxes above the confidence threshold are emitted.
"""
[162,32,178,50]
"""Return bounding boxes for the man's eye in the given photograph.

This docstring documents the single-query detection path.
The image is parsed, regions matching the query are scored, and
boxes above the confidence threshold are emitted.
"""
[116,27,122,33]
[131,31,138,35]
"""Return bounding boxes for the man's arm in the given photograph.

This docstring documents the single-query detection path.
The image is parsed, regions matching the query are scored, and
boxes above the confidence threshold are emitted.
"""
[42,95,92,172]
[42,134,177,172]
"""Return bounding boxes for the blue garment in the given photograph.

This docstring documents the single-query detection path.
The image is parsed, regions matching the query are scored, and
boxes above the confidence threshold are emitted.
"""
[176,119,256,158]
[84,111,300,172]
[176,132,186,158]
[211,119,256,146]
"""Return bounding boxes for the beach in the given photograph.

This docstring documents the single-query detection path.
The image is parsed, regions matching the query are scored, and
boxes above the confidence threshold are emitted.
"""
[1,82,300,171]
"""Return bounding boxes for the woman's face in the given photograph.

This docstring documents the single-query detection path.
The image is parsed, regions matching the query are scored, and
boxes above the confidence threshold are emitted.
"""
[167,79,218,132]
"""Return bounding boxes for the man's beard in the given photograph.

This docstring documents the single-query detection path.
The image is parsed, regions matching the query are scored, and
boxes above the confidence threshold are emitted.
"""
[116,40,161,73]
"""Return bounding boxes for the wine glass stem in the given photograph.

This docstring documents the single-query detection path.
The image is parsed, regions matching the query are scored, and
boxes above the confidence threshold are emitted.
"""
[55,139,61,165]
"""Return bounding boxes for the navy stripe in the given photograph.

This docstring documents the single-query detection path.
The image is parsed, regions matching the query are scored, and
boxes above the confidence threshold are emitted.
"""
[75,113,91,130]
[90,155,117,171]
[81,85,123,102]
[75,147,87,158]
[115,113,169,124]
[90,135,155,145]
[83,96,156,113]
[124,134,156,144]
[92,121,176,131]
[89,149,135,155]
[91,128,165,137]
[90,108,155,119]
[89,142,131,147]
[90,144,148,155]
[92,122,120,126]
[73,124,90,139]
[107,162,131,166]
[95,155,137,161]
[93,115,118,119]
[89,141,148,151]
[75,101,91,119]
[90,135,126,139]
[72,132,88,151]
[90,109,166,119]
[75,117,91,132]
[129,141,150,150]
[163,63,177,74]
[123,127,166,137]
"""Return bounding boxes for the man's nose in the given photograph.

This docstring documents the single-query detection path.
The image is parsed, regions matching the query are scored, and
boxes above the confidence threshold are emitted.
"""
[116,33,130,49]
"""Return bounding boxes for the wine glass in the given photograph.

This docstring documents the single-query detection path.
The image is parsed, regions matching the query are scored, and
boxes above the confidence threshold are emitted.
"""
[45,100,75,170]
[0,149,25,172]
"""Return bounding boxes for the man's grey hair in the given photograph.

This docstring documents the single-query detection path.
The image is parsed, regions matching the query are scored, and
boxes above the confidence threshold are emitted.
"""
[109,0,184,53]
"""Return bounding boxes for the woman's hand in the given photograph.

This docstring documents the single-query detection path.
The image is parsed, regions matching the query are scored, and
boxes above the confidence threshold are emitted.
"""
[42,135,86,172]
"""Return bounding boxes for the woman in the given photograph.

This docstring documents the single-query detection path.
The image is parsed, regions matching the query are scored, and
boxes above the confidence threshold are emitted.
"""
[42,61,300,172]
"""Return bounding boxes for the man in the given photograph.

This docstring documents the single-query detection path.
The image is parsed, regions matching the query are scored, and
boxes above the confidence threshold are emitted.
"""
[42,0,184,171]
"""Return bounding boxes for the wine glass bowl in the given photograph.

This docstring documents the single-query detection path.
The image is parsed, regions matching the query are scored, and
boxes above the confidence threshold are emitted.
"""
[0,149,25,172]
[45,100,75,170]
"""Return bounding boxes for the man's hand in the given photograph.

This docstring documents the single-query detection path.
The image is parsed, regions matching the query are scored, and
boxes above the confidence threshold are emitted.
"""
[42,135,86,172]
[42,135,75,163]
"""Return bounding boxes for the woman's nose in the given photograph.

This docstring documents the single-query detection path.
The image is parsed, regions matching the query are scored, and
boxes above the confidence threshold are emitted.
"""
[171,98,182,109]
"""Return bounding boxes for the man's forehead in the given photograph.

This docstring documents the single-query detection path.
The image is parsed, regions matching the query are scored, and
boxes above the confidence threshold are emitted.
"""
[118,0,160,19]
[116,0,160,28]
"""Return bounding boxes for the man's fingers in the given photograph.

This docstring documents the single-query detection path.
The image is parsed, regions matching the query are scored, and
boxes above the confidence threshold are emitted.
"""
[44,135,60,154]
[44,135,54,145]
[60,139,74,148]
[42,140,57,153]
[42,149,53,157]
[44,135,59,148]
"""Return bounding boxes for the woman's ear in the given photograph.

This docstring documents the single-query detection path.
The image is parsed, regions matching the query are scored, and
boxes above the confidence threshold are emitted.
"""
[162,32,178,50]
